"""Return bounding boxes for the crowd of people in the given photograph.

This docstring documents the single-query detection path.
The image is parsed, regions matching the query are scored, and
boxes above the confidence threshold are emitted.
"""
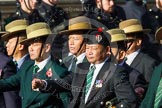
[0,0,162,108]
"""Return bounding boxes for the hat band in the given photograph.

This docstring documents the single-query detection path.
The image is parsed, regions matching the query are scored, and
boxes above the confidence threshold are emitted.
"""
[27,28,52,39]
[69,22,92,30]
[7,25,27,32]
[111,34,126,42]
[123,25,143,33]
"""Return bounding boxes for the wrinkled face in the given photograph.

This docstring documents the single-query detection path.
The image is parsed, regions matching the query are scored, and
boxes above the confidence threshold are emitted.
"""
[6,37,18,56]
[86,44,110,64]
[68,34,84,55]
[97,0,114,13]
[28,41,43,60]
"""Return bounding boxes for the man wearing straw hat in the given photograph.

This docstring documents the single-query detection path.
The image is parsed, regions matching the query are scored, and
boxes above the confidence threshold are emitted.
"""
[32,29,138,108]
[0,30,21,108]
[0,22,69,108]
[59,16,92,73]
[1,19,30,71]
[119,19,158,83]
[107,28,147,102]
[140,26,162,108]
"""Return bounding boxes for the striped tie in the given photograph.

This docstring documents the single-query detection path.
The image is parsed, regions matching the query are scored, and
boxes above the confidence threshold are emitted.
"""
[85,65,96,96]
[33,65,39,75]
[154,78,162,108]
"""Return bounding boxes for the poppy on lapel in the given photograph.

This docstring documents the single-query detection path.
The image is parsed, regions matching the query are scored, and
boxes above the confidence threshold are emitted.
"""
[46,68,53,78]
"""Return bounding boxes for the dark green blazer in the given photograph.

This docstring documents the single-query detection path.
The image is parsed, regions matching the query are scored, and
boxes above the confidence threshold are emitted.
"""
[0,58,69,108]
[140,63,162,108]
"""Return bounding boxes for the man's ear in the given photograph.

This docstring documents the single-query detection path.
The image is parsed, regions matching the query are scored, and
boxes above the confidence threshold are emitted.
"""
[45,44,51,53]
[19,44,24,51]
[106,46,111,55]
[136,39,142,46]
[119,50,126,61]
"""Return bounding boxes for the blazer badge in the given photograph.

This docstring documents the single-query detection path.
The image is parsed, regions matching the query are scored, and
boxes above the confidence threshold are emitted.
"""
[95,80,103,88]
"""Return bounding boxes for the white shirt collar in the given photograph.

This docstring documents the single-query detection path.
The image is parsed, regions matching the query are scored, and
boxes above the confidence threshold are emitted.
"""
[35,55,51,72]
[126,49,140,65]
[76,53,86,65]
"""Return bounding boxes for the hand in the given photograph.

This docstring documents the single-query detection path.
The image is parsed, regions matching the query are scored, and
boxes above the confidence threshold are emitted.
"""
[32,78,45,90]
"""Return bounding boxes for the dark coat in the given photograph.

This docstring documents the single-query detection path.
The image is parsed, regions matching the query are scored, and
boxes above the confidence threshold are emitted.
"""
[123,62,147,90]
[37,1,68,31]
[129,52,158,83]
[121,0,147,23]
[42,60,138,108]
[0,52,21,108]
[0,58,69,108]
[5,8,44,25]
[84,5,126,29]
[140,63,162,108]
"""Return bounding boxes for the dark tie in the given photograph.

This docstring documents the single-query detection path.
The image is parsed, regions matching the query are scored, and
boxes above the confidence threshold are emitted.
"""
[69,56,77,72]
[85,65,96,96]
[33,65,39,75]
[154,78,162,108]
[13,60,18,67]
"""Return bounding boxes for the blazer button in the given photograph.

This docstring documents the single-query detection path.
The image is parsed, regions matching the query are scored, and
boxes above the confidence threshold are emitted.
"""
[120,104,123,107]
[21,96,24,100]
[100,101,104,105]
[38,102,41,106]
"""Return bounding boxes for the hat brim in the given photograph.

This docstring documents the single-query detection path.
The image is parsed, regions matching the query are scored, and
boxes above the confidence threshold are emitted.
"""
[20,33,55,45]
[125,29,151,34]
[1,30,25,41]
[59,29,92,35]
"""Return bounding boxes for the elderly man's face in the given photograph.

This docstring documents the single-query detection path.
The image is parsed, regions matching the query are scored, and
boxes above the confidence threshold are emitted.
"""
[86,44,110,64]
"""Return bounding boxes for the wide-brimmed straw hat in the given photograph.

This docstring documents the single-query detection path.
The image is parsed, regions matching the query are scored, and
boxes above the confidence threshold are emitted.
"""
[59,16,92,35]
[20,22,52,44]
[1,19,28,41]
[107,29,126,42]
[155,27,162,40]
[119,19,150,34]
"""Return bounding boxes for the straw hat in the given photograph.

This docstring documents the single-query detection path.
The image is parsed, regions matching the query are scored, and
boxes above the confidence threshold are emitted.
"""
[59,16,92,35]
[20,22,52,44]
[107,29,126,42]
[155,27,162,40]
[119,19,150,34]
[1,19,28,40]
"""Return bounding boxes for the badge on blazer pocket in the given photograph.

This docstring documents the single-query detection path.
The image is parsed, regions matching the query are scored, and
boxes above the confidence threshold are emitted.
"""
[95,80,103,88]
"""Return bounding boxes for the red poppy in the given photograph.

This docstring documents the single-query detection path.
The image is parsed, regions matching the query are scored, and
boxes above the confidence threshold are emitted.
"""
[46,68,52,78]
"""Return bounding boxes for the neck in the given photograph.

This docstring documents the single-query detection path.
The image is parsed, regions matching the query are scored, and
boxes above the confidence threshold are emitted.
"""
[13,51,27,62]
[35,53,50,64]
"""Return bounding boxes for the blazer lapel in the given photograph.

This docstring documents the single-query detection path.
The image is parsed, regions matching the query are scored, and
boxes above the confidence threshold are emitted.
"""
[130,52,143,68]
[72,62,90,103]
[86,61,113,104]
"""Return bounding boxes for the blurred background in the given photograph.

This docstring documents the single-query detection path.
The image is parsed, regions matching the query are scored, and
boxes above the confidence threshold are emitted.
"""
[0,0,154,30]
